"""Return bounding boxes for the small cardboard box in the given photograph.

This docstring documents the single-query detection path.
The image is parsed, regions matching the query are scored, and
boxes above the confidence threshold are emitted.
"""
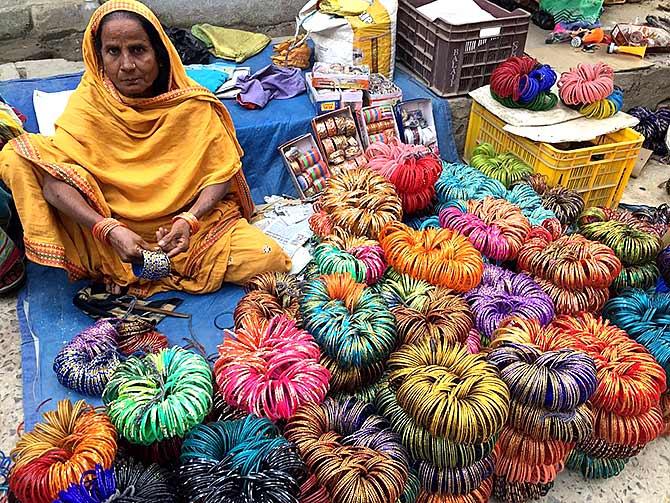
[305,72,340,115]
[278,133,329,199]
[358,104,401,148]
[312,62,370,90]
[365,73,403,107]
[396,98,439,153]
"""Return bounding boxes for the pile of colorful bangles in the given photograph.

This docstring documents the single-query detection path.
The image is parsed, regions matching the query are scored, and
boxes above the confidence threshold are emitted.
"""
[8,140,670,503]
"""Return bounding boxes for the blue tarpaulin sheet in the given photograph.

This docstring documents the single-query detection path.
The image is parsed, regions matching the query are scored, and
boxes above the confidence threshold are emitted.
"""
[0,45,458,429]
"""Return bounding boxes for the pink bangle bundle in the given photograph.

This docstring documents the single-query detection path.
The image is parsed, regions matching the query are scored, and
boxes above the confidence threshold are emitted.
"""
[312,234,387,285]
[365,139,442,214]
[439,197,532,262]
[213,315,330,421]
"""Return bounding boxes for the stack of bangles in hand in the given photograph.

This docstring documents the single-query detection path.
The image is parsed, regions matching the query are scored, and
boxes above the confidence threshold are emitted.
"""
[378,221,484,292]
[9,400,117,503]
[487,343,597,502]
[317,168,403,240]
[92,217,126,244]
[285,397,410,503]
[179,416,305,503]
[309,233,387,285]
[517,233,622,314]
[493,313,666,479]
[470,144,533,189]
[214,315,330,421]
[233,271,301,328]
[300,273,396,392]
[465,265,555,341]
[103,347,213,445]
[557,63,623,119]
[490,56,558,111]
[439,197,531,262]
[382,339,508,502]
[172,211,200,234]
[365,139,442,214]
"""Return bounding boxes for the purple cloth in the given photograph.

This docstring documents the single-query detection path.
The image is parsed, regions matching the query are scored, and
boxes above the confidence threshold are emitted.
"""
[235,64,306,109]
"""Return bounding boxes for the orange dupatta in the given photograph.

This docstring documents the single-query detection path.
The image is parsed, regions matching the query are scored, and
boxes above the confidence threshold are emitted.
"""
[0,0,254,295]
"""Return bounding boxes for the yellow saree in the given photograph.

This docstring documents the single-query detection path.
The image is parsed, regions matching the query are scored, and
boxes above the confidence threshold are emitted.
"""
[0,0,290,296]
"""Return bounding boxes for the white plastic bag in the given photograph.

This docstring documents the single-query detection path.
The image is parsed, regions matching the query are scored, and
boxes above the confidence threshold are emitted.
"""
[299,0,398,78]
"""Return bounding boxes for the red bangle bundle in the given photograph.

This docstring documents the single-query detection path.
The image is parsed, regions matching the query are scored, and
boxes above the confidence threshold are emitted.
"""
[92,217,126,244]
[378,222,484,292]
[172,211,200,234]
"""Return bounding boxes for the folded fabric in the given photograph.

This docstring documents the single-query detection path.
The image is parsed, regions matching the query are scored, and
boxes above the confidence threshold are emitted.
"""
[191,24,270,63]
[235,64,306,109]
[318,0,370,16]
[186,64,232,92]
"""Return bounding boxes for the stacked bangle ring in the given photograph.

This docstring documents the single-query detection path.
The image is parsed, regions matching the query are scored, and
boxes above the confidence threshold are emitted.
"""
[132,249,171,280]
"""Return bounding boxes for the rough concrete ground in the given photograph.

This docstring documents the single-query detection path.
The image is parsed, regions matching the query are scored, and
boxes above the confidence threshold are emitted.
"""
[0,2,669,501]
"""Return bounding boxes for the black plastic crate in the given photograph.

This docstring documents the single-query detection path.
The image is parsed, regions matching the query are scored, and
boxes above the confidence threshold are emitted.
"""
[396,0,530,97]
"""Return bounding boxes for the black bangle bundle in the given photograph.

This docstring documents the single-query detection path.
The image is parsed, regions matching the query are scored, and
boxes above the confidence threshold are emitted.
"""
[493,477,554,503]
[179,417,305,503]
[505,399,594,443]
[416,454,495,495]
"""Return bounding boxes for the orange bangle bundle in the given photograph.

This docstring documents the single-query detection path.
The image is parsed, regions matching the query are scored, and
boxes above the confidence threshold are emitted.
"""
[378,222,484,292]
[318,168,403,239]
[416,476,493,503]
[9,400,117,503]
[233,271,301,329]
[172,211,200,234]
[92,217,126,244]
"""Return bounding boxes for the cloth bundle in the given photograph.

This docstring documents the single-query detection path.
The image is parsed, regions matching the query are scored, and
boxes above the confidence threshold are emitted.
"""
[578,207,663,293]
[300,273,397,392]
[313,168,403,240]
[366,140,443,214]
[465,265,555,341]
[488,343,597,502]
[284,145,330,197]
[235,64,306,109]
[439,197,532,262]
[517,233,622,314]
[493,314,667,479]
[628,106,670,156]
[377,339,509,502]
[191,24,270,62]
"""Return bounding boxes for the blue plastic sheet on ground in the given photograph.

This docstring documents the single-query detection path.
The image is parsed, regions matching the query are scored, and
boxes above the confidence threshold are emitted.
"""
[1,45,459,429]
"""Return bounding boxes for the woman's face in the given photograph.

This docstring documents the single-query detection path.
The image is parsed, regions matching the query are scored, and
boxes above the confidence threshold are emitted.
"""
[99,17,159,98]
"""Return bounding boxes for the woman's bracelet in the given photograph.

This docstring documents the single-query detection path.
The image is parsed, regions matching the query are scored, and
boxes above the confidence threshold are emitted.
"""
[92,217,126,245]
[172,211,201,234]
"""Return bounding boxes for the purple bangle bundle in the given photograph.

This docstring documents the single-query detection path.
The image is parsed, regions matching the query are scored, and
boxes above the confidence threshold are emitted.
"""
[465,265,555,340]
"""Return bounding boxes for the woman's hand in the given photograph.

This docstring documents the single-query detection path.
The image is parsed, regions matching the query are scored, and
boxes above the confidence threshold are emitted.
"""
[157,219,191,258]
[108,226,151,263]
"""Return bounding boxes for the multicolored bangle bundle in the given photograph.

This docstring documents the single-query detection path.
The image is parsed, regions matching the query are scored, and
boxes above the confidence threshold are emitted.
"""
[310,233,387,285]
[578,207,663,293]
[538,185,584,227]
[558,63,623,119]
[179,416,305,502]
[470,144,533,189]
[517,233,622,314]
[366,140,443,214]
[487,343,597,502]
[314,114,367,172]
[465,265,554,340]
[9,400,117,503]
[316,167,403,240]
[379,221,484,292]
[490,56,558,111]
[285,397,410,503]
[382,339,508,502]
[233,271,302,329]
[362,105,398,144]
[439,197,531,262]
[284,145,331,196]
[103,347,213,445]
[214,315,330,421]
[300,273,396,392]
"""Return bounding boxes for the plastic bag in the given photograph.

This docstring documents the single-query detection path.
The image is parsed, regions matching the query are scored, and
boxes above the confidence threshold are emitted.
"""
[539,0,603,24]
[165,26,211,65]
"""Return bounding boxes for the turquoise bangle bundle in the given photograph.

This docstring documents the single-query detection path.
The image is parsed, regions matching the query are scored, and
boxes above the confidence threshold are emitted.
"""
[103,347,213,445]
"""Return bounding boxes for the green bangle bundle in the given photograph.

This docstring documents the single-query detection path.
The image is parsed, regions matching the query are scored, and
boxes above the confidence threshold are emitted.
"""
[565,449,628,479]
[610,262,660,294]
[103,347,213,445]
[579,220,662,266]
[470,143,533,189]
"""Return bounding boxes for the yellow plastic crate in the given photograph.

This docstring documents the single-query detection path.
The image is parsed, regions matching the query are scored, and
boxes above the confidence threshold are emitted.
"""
[464,102,643,208]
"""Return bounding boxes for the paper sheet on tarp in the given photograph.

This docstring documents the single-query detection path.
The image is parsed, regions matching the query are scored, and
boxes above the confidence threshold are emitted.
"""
[504,113,639,143]
[469,85,581,127]
[525,45,655,74]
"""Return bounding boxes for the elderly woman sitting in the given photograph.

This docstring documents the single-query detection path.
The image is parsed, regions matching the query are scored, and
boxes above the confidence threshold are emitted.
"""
[0,0,290,296]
